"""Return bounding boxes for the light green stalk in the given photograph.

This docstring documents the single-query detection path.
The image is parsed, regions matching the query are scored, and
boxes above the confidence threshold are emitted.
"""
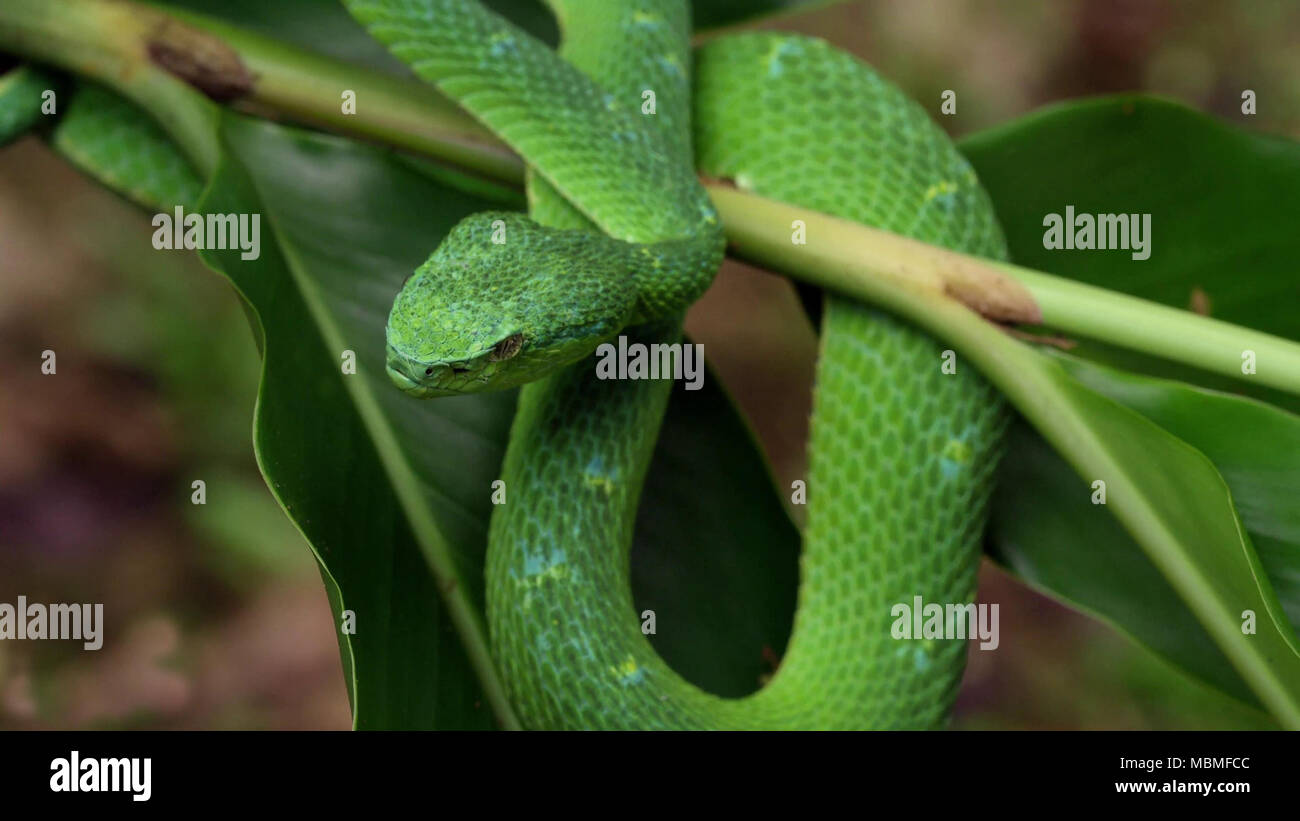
[3,0,1297,395]
[0,0,220,174]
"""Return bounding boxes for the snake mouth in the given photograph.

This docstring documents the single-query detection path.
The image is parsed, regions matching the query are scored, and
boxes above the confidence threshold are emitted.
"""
[386,363,468,397]
[386,345,475,397]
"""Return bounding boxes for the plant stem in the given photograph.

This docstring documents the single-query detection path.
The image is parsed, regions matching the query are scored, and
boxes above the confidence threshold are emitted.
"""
[1009,265,1300,392]
[707,187,1300,396]
[154,5,524,183]
[0,0,221,175]
[5,1,1300,396]
[147,4,1300,396]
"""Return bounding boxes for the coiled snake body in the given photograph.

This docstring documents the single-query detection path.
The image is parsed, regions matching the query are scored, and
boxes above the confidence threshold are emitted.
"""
[348,0,1009,728]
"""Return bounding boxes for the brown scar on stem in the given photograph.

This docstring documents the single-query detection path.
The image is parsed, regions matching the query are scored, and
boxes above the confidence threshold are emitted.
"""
[1001,326,1077,349]
[703,182,1042,324]
[1189,286,1212,316]
[942,273,1042,325]
[146,18,255,103]
[698,173,737,190]
[757,644,782,686]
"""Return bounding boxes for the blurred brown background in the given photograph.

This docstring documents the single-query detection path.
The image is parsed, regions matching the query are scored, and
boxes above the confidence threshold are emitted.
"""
[1,0,1294,729]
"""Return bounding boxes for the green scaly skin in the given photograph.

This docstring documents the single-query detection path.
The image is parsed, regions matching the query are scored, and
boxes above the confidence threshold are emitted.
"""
[349,0,1010,729]
[52,82,202,211]
[0,68,200,211]
[362,0,724,394]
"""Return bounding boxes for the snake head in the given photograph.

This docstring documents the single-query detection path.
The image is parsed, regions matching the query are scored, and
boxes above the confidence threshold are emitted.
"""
[386,331,527,397]
[385,212,637,397]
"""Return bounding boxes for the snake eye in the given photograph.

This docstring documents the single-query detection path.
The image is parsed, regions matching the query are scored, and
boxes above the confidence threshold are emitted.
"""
[424,366,434,376]
[490,333,524,362]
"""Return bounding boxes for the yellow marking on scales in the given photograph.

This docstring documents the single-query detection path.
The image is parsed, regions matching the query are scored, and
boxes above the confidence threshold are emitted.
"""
[487,30,516,57]
[765,38,805,77]
[657,52,684,78]
[638,245,664,270]
[520,544,570,586]
[924,180,959,202]
[942,438,972,463]
[611,655,646,686]
[939,437,972,480]
[584,455,619,496]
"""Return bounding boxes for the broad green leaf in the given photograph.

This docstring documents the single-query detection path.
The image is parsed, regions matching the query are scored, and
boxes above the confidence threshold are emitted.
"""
[956,96,1300,708]
[989,419,1260,706]
[989,348,1300,707]
[960,95,1300,412]
[201,116,513,729]
[974,331,1300,725]
[1052,353,1300,632]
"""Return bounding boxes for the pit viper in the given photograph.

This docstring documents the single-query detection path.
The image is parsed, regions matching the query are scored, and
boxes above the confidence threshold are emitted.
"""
[342,0,1010,729]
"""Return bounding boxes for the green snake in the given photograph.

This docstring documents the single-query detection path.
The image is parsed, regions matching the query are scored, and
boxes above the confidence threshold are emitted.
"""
[345,0,1009,729]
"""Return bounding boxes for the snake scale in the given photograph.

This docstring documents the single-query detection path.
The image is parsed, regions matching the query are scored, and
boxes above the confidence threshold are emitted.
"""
[348,0,1010,729]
